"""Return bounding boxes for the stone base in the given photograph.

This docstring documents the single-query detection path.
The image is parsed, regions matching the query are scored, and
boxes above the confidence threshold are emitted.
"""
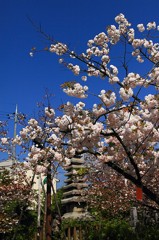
[62,211,92,220]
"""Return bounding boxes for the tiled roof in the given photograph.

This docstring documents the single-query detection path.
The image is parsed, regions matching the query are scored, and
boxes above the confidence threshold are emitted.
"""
[0,159,13,169]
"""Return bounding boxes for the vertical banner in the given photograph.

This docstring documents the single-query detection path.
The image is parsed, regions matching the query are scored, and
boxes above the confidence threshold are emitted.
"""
[136,187,143,201]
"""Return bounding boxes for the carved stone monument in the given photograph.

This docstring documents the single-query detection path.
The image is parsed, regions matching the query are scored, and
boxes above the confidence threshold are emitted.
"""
[62,157,90,219]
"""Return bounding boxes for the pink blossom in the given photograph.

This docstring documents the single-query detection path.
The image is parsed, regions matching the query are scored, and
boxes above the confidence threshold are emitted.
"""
[137,24,145,32]
[119,87,133,101]
[1,137,8,145]
[45,107,55,118]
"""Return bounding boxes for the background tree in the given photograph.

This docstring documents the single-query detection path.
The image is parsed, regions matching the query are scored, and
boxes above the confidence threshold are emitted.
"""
[0,167,37,240]
[85,162,135,218]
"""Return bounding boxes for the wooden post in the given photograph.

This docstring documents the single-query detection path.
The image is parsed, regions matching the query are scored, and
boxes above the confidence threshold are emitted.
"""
[68,227,71,240]
[45,162,52,240]
[79,226,82,240]
[73,226,77,240]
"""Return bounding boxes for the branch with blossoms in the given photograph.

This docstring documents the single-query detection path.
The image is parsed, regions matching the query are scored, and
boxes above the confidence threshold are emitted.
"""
[42,14,159,206]
[3,13,159,213]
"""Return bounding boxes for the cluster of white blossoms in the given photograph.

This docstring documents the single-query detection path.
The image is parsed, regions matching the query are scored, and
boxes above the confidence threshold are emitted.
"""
[55,115,72,131]
[122,73,144,88]
[109,65,119,83]
[98,90,116,107]
[147,21,157,30]
[81,75,87,81]
[35,165,47,174]
[107,25,120,44]
[137,23,145,32]
[20,119,43,141]
[1,137,8,145]
[149,66,159,83]
[47,133,61,147]
[67,63,80,75]
[105,101,159,166]
[131,38,159,64]
[140,94,159,125]
[52,101,105,152]
[63,101,74,116]
[28,118,38,127]
[63,82,88,98]
[93,32,109,46]
[109,65,118,75]
[31,147,62,165]
[119,87,133,101]
[115,13,131,28]
[137,22,158,32]
[12,135,22,145]
[144,94,158,109]
[26,145,45,163]
[45,107,55,118]
[92,104,106,117]
[87,32,109,58]
[127,28,135,42]
[49,42,68,55]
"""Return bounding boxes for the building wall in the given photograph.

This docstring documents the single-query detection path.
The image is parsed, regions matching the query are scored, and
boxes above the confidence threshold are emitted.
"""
[25,169,58,193]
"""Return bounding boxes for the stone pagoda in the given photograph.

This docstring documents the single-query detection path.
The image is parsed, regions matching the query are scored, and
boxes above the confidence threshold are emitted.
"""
[62,156,90,219]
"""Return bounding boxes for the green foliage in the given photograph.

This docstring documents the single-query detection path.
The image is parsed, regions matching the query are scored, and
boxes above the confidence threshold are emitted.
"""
[100,219,136,240]
[12,209,37,240]
[0,207,37,240]
[77,167,88,176]
[51,188,64,214]
[54,218,159,240]
[135,224,159,240]
[57,218,135,240]
[50,187,159,240]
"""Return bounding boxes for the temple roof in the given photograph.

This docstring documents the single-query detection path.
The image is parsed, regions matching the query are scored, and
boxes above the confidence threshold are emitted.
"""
[0,159,13,170]
[63,182,88,190]
[63,189,83,197]
[61,196,86,204]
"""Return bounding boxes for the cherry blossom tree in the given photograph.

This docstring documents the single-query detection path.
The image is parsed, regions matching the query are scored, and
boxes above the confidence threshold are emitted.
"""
[29,13,159,208]
[0,167,36,238]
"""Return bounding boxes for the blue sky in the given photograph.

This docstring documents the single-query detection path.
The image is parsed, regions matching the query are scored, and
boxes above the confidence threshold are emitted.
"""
[1,0,159,187]
[1,0,159,133]
[0,0,158,144]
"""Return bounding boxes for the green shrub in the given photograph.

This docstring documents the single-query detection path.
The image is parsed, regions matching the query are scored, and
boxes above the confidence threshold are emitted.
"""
[58,218,136,240]
[102,219,136,240]
[136,224,159,240]
[58,218,159,240]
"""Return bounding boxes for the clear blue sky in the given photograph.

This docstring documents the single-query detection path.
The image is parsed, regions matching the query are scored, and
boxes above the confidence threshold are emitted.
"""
[0,0,159,137]
[1,0,159,128]
[1,0,159,187]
